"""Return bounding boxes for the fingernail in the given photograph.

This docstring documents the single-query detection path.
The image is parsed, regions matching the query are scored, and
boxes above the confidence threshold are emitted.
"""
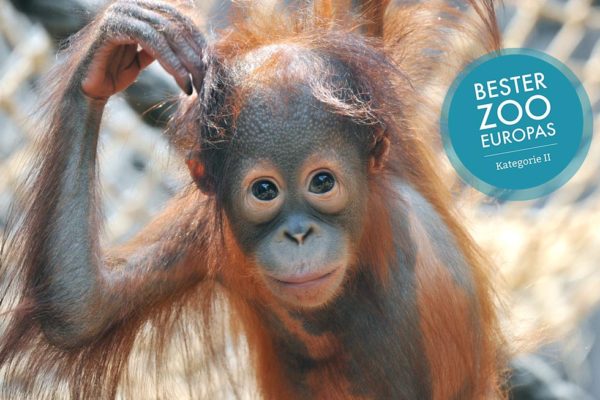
[193,75,203,94]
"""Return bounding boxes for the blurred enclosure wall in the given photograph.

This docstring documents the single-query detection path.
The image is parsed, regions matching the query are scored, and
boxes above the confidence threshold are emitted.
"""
[0,0,599,398]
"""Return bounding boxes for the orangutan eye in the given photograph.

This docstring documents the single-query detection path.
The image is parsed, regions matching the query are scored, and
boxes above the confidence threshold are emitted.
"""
[309,172,335,194]
[251,180,279,201]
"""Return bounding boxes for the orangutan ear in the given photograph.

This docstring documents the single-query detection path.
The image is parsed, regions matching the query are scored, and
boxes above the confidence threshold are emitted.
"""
[369,130,390,172]
[186,149,214,194]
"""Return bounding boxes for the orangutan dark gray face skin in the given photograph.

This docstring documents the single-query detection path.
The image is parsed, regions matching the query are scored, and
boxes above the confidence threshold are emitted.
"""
[221,89,372,308]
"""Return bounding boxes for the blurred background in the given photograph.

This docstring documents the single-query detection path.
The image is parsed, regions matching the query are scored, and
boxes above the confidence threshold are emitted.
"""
[0,0,599,398]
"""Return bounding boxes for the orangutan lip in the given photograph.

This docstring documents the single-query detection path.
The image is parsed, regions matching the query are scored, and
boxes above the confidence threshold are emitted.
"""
[270,267,339,287]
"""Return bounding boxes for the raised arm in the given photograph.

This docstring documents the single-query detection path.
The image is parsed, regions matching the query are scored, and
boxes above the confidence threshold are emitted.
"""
[5,0,208,348]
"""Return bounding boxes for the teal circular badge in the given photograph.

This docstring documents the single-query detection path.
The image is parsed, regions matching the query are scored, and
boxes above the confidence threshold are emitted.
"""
[441,49,593,200]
